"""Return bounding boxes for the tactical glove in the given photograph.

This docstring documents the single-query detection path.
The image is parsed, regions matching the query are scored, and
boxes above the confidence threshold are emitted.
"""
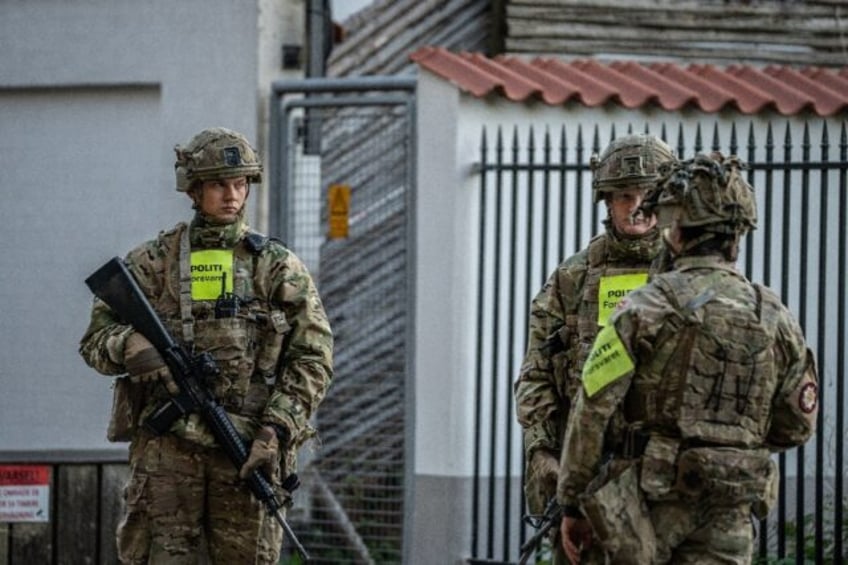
[239,425,280,479]
[561,515,593,564]
[526,449,560,514]
[123,332,178,395]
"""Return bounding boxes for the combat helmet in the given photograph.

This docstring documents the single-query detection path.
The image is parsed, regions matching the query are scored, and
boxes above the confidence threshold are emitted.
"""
[590,133,676,203]
[174,127,262,192]
[647,152,757,235]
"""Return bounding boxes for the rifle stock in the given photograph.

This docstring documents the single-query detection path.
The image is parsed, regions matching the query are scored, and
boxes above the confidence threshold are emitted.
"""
[85,257,310,562]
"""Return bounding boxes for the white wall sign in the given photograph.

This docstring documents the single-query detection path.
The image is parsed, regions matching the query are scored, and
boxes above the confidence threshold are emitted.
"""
[0,465,51,522]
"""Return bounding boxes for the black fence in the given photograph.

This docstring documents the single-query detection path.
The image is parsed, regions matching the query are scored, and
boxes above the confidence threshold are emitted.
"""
[469,120,847,564]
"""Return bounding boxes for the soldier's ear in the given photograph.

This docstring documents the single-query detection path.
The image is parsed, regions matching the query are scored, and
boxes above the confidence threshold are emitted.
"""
[187,185,202,209]
[662,225,683,255]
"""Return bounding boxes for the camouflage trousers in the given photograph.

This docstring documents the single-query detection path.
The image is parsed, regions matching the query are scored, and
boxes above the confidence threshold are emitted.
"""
[649,499,754,564]
[117,432,283,564]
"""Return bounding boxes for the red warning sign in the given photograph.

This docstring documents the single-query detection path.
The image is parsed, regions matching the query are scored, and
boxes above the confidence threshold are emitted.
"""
[0,465,51,522]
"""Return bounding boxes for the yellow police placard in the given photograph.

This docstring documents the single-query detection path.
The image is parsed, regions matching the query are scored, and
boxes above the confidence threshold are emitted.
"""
[598,273,648,325]
[190,250,233,300]
[582,324,634,397]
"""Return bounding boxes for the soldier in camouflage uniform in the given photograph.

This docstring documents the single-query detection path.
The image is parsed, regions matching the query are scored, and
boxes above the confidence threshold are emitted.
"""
[79,127,333,564]
[557,153,818,564]
[514,134,674,563]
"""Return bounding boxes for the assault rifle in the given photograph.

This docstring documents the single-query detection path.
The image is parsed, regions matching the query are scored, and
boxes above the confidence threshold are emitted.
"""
[85,257,309,562]
[518,498,563,565]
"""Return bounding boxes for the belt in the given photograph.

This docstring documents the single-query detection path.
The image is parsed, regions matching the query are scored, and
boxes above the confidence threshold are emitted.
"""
[614,430,729,459]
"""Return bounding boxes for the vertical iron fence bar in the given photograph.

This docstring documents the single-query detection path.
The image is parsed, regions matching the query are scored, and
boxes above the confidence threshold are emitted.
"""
[591,126,605,234]
[796,122,811,565]
[558,127,567,263]
[744,123,755,278]
[524,125,536,314]
[517,252,528,556]
[728,122,738,155]
[814,122,828,564]
[542,128,552,283]
[575,126,586,258]
[675,123,686,161]
[472,127,488,558]
[778,122,792,559]
[758,122,775,560]
[502,126,522,562]
[487,127,505,558]
[836,121,847,564]
[694,123,704,154]
[763,124,775,286]
[711,121,721,152]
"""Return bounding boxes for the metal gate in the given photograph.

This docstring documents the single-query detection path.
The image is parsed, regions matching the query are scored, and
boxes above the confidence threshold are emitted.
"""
[269,76,416,564]
[469,120,847,564]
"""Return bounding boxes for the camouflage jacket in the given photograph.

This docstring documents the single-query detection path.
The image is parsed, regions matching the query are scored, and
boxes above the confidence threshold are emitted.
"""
[514,227,661,460]
[79,214,334,449]
[557,254,817,508]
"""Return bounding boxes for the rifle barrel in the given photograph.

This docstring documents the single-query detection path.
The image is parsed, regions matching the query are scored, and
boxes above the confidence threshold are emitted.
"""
[275,510,310,561]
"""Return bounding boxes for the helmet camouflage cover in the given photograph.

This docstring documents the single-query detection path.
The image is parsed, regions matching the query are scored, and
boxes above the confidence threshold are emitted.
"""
[646,152,757,235]
[174,127,262,192]
[590,133,676,202]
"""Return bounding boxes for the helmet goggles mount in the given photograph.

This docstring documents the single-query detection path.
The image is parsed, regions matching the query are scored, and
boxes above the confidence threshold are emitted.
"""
[641,152,757,236]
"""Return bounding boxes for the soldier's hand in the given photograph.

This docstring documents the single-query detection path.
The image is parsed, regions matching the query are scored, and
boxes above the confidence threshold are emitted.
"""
[527,449,560,512]
[124,332,178,395]
[239,426,280,479]
[561,515,592,565]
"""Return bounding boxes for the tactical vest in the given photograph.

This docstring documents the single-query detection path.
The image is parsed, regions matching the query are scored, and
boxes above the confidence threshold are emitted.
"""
[560,233,656,401]
[140,223,291,444]
[623,267,781,448]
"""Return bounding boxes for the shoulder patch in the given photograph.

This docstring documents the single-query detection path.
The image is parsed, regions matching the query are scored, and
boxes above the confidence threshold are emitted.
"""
[799,382,817,414]
[582,324,634,397]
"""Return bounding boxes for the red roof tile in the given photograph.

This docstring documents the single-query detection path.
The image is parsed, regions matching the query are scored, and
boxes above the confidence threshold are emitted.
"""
[409,47,848,117]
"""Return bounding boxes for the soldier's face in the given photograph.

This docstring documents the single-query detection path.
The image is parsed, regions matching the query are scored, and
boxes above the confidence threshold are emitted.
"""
[606,188,657,237]
[193,176,249,223]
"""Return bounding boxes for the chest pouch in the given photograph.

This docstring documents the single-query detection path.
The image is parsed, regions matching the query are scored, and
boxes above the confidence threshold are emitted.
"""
[255,309,291,383]
[674,446,777,517]
[639,435,681,500]
[192,316,256,401]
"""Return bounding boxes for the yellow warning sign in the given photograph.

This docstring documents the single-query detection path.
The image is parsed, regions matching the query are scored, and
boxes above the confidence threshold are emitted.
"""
[328,183,351,239]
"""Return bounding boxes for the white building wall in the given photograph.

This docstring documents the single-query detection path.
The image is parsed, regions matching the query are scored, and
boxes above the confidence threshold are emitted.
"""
[0,0,301,456]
